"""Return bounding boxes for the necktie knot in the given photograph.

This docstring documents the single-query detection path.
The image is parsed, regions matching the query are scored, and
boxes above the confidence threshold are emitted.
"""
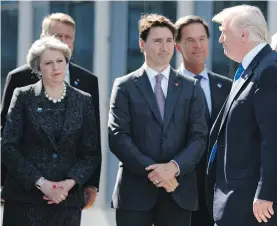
[234,64,244,81]
[156,74,163,84]
[195,75,203,81]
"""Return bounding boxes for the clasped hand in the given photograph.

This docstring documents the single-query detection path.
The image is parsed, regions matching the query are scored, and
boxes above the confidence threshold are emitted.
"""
[41,179,75,204]
[146,162,179,192]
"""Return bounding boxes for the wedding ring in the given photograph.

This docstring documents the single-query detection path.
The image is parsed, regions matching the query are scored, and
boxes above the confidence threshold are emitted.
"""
[155,179,159,184]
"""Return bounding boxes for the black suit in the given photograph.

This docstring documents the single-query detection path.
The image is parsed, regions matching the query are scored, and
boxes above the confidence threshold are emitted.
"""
[207,45,277,226]
[1,81,101,225]
[108,66,208,226]
[1,62,101,189]
[191,71,232,226]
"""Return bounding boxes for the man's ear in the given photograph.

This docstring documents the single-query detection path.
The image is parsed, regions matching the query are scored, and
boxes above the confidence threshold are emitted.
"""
[139,38,145,53]
[241,30,249,42]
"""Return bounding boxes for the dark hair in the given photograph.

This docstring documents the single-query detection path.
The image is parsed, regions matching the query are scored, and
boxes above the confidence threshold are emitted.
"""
[175,15,210,42]
[139,14,176,41]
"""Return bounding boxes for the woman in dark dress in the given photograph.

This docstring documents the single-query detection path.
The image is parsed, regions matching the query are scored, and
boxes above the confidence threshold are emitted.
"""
[1,36,101,226]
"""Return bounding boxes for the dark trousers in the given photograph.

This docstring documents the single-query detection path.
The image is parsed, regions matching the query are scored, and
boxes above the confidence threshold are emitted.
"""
[191,156,214,226]
[116,189,191,226]
[3,201,82,226]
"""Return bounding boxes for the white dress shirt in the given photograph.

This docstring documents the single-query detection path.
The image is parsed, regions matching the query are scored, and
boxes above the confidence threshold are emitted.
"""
[179,63,212,115]
[144,63,171,97]
[65,63,70,83]
[241,43,267,71]
[144,63,180,176]
[231,42,266,90]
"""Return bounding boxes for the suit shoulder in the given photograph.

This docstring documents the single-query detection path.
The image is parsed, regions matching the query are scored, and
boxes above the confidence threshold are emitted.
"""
[70,63,97,80]
[175,70,197,84]
[208,70,232,84]
[113,70,139,86]
[12,83,35,97]
[70,85,91,99]
[7,64,33,79]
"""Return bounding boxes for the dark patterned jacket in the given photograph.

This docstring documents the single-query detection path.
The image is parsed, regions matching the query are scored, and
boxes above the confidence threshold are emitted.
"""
[1,81,101,208]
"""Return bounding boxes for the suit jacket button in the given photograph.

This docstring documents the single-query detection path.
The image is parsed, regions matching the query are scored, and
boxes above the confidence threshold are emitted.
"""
[52,153,57,159]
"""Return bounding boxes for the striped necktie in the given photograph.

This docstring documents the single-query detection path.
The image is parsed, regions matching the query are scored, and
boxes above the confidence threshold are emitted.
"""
[155,74,165,120]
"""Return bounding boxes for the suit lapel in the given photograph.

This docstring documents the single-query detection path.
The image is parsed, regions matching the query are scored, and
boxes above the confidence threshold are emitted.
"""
[163,69,182,132]
[69,62,81,88]
[217,45,272,136]
[208,72,223,122]
[58,85,82,147]
[30,81,58,149]
[134,67,163,127]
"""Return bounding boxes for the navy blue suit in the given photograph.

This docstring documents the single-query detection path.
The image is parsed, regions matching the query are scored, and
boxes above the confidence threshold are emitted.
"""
[108,67,208,226]
[206,45,277,226]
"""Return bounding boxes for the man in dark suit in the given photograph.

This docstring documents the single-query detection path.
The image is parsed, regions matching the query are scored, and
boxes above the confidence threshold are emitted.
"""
[108,14,208,226]
[206,5,277,226]
[0,13,101,208]
[175,15,232,226]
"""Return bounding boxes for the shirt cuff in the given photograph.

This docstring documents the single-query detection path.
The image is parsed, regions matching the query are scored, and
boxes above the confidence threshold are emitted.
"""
[170,160,180,177]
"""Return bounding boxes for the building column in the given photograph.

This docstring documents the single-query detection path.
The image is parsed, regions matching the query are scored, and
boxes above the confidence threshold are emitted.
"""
[175,1,194,68]
[93,0,111,207]
[267,1,277,38]
[17,1,33,66]
[107,1,128,199]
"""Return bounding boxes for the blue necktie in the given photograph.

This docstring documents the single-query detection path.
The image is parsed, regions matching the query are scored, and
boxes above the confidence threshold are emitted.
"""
[207,143,217,174]
[194,75,203,81]
[233,64,244,81]
[207,64,245,175]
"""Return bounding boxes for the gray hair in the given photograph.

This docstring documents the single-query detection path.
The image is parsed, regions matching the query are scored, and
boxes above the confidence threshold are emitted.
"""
[26,36,71,75]
[212,5,269,43]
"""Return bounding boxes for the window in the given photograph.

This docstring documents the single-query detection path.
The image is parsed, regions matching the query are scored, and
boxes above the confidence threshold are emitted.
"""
[127,1,176,73]
[1,2,18,95]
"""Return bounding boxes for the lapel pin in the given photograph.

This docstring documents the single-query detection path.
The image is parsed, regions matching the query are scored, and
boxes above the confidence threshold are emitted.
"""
[175,82,179,87]
[217,83,222,88]
[74,79,79,86]
[36,107,42,113]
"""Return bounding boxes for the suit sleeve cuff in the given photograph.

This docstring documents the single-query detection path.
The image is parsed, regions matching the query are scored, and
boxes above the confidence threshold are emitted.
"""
[170,160,180,176]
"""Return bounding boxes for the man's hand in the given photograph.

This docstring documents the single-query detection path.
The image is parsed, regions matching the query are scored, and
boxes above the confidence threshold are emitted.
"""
[146,162,179,192]
[253,198,274,223]
[83,187,98,210]
[156,177,179,192]
[42,179,75,204]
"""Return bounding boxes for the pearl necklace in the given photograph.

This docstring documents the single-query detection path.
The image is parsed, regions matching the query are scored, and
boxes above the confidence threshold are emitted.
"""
[45,83,67,103]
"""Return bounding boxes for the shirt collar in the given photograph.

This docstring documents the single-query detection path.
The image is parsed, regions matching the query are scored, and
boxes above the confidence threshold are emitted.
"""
[179,63,209,80]
[144,63,171,81]
[66,63,69,74]
[241,43,267,70]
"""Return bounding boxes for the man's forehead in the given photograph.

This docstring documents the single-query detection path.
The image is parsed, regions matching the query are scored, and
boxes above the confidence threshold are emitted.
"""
[181,24,207,38]
[49,21,75,33]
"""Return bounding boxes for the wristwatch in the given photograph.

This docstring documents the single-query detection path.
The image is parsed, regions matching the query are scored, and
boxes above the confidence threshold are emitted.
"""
[35,177,45,190]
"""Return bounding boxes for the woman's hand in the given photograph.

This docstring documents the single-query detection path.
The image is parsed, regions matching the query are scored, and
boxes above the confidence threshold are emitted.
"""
[40,179,69,204]
[42,179,76,204]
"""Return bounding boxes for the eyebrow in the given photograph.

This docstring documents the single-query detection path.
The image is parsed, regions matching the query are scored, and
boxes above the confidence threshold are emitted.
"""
[185,35,207,39]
